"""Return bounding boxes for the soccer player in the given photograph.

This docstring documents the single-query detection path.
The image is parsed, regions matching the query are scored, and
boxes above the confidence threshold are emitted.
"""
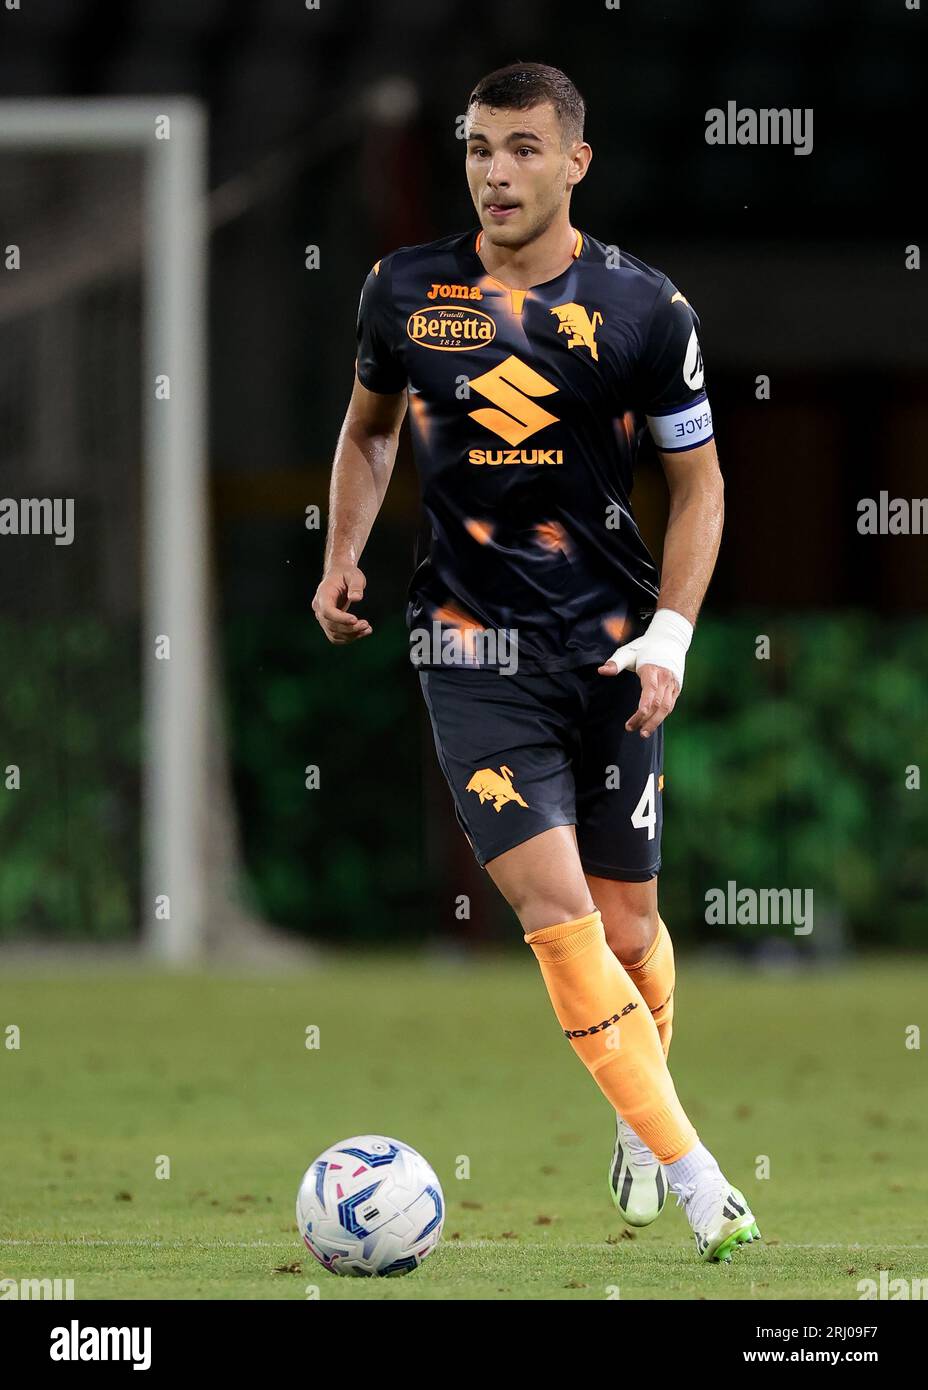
[314,62,759,1263]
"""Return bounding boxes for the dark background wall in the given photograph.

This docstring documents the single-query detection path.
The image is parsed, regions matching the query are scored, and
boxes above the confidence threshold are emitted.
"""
[0,0,924,949]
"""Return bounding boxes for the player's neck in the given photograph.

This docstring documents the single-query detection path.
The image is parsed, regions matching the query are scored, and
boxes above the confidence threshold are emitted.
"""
[476,216,578,290]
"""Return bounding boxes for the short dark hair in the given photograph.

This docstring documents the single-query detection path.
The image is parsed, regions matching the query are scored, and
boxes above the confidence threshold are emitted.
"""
[467,62,586,148]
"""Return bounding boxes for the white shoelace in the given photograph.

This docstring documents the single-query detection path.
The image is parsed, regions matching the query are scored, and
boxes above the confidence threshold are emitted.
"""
[672,1169,728,1232]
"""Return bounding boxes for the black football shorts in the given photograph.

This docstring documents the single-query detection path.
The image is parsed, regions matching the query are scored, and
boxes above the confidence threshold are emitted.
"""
[418,663,663,881]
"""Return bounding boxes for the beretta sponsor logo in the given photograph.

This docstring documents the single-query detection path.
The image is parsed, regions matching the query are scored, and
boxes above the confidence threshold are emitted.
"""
[406,305,496,351]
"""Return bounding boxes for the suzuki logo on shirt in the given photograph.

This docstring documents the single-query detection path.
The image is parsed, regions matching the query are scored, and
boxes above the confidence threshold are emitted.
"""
[467,355,560,446]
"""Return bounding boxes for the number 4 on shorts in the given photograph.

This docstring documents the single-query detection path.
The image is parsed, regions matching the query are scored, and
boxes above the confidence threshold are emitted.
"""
[631,772,656,840]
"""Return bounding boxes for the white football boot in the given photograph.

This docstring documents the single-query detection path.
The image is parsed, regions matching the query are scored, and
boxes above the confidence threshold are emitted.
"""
[608,1113,668,1227]
[672,1170,761,1262]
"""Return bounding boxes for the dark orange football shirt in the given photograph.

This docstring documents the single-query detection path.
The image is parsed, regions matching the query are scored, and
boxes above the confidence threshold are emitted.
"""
[356,228,713,673]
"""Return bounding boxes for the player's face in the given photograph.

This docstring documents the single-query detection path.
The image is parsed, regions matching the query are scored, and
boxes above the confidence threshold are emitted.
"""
[465,101,580,249]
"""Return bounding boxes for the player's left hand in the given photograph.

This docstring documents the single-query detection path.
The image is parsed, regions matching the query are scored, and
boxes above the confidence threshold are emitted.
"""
[597,607,693,738]
[620,662,680,737]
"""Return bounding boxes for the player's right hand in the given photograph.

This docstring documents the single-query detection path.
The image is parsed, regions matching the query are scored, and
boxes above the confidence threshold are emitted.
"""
[312,565,372,644]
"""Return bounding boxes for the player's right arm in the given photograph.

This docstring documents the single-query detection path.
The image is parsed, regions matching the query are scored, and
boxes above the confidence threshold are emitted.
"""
[313,258,408,645]
[313,375,407,644]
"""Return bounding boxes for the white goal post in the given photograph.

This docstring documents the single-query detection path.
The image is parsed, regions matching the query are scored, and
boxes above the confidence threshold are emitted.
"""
[0,98,209,963]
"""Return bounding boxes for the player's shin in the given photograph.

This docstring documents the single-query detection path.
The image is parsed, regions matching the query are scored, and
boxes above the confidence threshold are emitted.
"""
[624,915,675,1059]
[524,910,696,1162]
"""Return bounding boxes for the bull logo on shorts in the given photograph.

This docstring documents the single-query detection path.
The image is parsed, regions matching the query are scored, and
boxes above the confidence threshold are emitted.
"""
[550,302,604,362]
[465,765,529,813]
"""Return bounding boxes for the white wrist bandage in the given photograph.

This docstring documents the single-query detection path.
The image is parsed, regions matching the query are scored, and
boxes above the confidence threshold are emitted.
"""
[606,608,694,691]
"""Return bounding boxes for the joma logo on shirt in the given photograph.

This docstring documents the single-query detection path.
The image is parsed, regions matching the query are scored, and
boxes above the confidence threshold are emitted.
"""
[426,282,483,300]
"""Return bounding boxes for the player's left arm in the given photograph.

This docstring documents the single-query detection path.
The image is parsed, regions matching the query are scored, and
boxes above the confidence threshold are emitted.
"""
[654,439,724,627]
[599,278,723,736]
[620,439,724,736]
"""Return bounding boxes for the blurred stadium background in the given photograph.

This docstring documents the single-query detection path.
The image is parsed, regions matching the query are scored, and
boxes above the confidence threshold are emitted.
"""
[1,0,926,1305]
[0,0,923,962]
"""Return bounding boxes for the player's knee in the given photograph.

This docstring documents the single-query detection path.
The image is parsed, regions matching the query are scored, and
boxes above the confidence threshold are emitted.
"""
[602,907,659,966]
[512,892,598,937]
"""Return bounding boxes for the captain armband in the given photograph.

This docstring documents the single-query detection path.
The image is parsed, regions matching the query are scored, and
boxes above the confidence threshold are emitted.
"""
[646,395,714,453]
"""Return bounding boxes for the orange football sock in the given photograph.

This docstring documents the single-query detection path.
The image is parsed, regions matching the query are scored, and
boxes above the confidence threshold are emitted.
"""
[524,910,697,1163]
[624,916,675,1060]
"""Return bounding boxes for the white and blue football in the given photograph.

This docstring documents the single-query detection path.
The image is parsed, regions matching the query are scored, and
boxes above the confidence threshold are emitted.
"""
[296,1135,444,1276]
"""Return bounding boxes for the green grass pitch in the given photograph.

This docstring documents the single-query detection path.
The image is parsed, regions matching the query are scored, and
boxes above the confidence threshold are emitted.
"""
[1,955,925,1300]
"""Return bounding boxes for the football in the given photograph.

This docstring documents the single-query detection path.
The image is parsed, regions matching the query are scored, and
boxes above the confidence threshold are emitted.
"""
[296,1135,444,1276]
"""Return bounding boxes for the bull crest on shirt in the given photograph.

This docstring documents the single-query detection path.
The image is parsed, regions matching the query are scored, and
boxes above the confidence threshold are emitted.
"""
[550,302,604,361]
